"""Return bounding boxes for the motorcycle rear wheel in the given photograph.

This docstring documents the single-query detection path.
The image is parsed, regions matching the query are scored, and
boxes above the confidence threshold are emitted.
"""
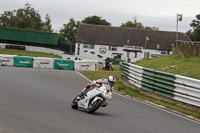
[87,99,103,114]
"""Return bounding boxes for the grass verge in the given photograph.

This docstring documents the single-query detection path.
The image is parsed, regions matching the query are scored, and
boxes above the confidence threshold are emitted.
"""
[135,54,200,79]
[80,65,200,119]
[0,48,61,58]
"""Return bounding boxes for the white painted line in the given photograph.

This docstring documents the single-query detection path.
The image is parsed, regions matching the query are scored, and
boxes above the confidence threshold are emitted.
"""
[76,71,91,82]
[76,71,200,125]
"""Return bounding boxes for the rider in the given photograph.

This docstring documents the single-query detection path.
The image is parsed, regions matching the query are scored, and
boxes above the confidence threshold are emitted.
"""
[105,57,111,63]
[104,57,113,70]
[79,76,116,98]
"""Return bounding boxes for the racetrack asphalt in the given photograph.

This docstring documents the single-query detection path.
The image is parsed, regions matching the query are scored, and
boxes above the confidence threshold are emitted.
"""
[0,66,199,133]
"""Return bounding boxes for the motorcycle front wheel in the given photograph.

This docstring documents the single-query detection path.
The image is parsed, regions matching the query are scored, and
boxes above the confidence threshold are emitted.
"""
[87,99,103,114]
[71,96,79,109]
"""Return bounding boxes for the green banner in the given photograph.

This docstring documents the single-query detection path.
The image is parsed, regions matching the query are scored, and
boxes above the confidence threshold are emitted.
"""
[14,56,34,67]
[54,59,74,70]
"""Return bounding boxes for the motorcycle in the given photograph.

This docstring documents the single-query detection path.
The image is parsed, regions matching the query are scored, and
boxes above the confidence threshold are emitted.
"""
[71,84,112,113]
[103,60,113,70]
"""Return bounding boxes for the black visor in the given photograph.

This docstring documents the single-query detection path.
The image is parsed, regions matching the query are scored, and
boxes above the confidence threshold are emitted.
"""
[109,81,115,87]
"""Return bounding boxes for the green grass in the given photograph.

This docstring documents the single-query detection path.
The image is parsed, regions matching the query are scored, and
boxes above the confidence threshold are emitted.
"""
[0,48,61,58]
[135,55,200,79]
[80,65,200,119]
[81,65,121,81]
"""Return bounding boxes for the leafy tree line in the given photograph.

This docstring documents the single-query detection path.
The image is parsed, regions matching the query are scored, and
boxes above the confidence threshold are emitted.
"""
[120,16,159,30]
[0,3,53,33]
[186,14,200,41]
[0,3,200,44]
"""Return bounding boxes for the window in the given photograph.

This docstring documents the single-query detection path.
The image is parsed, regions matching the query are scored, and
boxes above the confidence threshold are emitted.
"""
[88,44,95,49]
[109,46,117,51]
[83,44,95,49]
[114,54,121,59]
[83,44,88,48]
[134,46,142,51]
[124,45,142,51]
[125,46,133,49]
[161,51,167,55]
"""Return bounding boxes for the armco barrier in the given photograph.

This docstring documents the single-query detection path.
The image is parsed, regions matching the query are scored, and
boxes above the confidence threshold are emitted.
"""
[121,62,200,107]
[0,43,64,57]
[142,68,176,99]
[6,45,25,50]
[24,46,64,57]
[174,75,200,107]
[0,44,6,49]
[121,62,143,88]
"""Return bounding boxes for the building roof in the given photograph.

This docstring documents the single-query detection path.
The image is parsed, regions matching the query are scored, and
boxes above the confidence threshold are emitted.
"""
[76,23,191,51]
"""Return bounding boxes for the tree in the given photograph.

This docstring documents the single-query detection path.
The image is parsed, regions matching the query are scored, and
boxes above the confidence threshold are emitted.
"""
[186,30,195,41]
[59,18,80,44]
[120,18,159,30]
[43,14,53,33]
[121,21,144,29]
[16,3,43,30]
[187,14,200,41]
[0,3,53,32]
[82,15,111,26]
[144,26,159,30]
[0,11,16,28]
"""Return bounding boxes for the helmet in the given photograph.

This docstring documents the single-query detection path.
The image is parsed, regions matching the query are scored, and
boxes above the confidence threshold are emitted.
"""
[107,76,116,87]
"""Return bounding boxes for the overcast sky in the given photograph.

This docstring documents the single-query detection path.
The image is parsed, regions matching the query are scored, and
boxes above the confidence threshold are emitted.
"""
[0,0,199,33]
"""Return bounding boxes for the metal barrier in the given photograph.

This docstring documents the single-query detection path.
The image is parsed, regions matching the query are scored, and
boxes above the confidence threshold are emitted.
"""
[121,62,200,107]
[174,75,200,107]
[142,68,176,99]
[121,62,143,88]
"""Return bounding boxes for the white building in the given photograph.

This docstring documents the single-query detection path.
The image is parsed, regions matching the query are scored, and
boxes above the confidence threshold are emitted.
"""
[75,24,190,63]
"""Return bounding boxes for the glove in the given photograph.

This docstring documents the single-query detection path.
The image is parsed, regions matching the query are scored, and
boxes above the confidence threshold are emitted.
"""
[86,84,90,89]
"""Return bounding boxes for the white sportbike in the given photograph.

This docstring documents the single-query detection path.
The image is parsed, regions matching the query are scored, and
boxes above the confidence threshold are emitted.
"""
[71,84,112,113]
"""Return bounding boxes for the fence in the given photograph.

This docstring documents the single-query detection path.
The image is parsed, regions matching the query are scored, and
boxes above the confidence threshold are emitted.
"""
[121,62,200,107]
[174,41,200,57]
[0,28,58,45]
[0,43,65,57]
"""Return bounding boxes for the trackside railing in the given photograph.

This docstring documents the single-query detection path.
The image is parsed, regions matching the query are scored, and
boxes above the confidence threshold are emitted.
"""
[120,62,200,107]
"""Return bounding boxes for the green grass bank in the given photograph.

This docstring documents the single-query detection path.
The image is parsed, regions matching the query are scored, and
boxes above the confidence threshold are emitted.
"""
[135,55,200,80]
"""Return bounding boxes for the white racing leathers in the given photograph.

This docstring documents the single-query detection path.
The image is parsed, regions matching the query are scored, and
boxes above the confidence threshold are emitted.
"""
[81,78,114,94]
